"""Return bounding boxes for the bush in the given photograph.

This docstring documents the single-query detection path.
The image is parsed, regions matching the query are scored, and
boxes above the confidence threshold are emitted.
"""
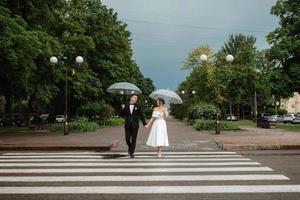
[278,108,287,115]
[266,108,276,115]
[193,119,240,131]
[48,117,100,133]
[78,101,114,125]
[183,117,194,125]
[170,104,188,120]
[188,102,217,120]
[105,117,124,126]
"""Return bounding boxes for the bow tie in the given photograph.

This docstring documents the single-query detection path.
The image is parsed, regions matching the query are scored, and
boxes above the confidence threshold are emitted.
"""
[130,103,135,105]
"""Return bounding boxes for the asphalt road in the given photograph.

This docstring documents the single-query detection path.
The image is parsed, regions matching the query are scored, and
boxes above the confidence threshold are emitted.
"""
[0,151,299,200]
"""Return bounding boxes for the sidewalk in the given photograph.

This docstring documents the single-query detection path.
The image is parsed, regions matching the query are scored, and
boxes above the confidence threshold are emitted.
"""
[214,126,300,151]
[0,118,300,151]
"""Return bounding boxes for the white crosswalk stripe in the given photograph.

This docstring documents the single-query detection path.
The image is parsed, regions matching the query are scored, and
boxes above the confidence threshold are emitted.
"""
[0,154,244,158]
[1,185,300,194]
[2,151,237,155]
[0,151,297,195]
[0,174,289,182]
[0,158,252,162]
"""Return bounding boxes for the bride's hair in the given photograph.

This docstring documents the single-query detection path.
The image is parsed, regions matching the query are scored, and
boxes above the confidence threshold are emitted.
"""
[157,98,165,105]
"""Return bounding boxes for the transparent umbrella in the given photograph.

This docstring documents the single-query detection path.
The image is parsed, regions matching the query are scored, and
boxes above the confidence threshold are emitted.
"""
[106,82,142,95]
[149,89,183,104]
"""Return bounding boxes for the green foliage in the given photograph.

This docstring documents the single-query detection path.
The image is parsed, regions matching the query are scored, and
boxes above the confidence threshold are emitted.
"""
[170,104,188,120]
[48,117,100,133]
[144,107,154,119]
[78,101,114,125]
[277,124,300,132]
[278,108,287,115]
[0,0,155,114]
[193,120,240,131]
[188,102,217,120]
[267,0,300,93]
[266,108,276,115]
[174,33,285,121]
[105,117,124,126]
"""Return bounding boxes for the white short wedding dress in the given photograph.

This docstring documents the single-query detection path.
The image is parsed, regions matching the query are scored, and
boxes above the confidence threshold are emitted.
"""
[146,109,169,147]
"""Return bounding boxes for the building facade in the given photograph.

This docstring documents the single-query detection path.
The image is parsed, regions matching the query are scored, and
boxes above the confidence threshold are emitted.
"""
[281,92,300,114]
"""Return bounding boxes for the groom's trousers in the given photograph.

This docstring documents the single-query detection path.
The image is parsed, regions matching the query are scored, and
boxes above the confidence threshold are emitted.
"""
[125,125,139,154]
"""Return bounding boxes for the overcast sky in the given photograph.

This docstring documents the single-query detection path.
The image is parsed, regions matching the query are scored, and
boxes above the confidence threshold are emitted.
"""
[101,0,278,90]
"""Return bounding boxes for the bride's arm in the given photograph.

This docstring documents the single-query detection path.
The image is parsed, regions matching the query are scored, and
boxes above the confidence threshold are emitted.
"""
[145,109,157,128]
[164,108,169,118]
[145,117,155,128]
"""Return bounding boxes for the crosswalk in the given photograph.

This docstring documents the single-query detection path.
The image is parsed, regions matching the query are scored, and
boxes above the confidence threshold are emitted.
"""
[0,151,299,196]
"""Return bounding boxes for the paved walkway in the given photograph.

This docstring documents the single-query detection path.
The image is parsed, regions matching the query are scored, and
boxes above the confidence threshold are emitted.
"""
[0,118,300,151]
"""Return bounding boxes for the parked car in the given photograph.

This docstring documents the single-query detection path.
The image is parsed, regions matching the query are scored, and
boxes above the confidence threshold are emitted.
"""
[39,113,50,123]
[292,115,300,124]
[226,114,238,121]
[0,115,16,126]
[15,114,29,126]
[276,115,284,123]
[283,114,295,124]
[47,114,56,123]
[55,115,65,123]
[257,113,277,128]
[262,113,277,123]
[31,116,43,125]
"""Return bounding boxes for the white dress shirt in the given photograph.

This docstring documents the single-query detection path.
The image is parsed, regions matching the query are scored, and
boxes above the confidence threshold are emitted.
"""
[129,104,134,114]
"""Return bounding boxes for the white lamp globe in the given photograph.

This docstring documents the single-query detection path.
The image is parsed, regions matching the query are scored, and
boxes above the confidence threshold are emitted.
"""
[120,91,124,95]
[226,54,234,62]
[131,91,135,94]
[200,54,208,62]
[181,90,185,94]
[192,90,196,94]
[50,56,58,64]
[75,56,84,64]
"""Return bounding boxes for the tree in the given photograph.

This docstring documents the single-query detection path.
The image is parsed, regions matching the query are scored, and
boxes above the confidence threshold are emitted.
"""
[0,0,155,115]
[217,33,258,118]
[267,0,300,93]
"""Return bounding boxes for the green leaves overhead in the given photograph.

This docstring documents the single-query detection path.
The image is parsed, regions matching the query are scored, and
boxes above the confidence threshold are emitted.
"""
[267,0,300,93]
[0,0,154,114]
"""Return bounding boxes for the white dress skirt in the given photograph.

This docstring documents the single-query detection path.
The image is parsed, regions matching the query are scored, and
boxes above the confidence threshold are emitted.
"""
[146,110,169,147]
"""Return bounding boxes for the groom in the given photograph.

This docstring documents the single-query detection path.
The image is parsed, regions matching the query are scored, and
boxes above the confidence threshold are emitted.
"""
[119,94,147,158]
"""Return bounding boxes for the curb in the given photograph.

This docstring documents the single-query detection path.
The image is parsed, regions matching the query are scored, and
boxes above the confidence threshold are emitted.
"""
[214,140,300,151]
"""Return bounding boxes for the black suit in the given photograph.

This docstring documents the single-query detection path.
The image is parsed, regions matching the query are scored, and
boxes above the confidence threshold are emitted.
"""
[119,103,147,154]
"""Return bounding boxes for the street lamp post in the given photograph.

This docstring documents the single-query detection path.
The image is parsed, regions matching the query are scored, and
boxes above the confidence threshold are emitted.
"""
[199,54,234,134]
[276,101,280,114]
[50,56,83,135]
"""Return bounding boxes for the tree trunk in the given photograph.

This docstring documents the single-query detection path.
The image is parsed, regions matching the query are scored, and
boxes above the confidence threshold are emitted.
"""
[4,96,12,113]
[229,99,232,115]
[237,104,240,119]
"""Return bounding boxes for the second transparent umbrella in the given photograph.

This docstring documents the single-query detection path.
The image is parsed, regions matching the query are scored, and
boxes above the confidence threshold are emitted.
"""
[149,89,183,104]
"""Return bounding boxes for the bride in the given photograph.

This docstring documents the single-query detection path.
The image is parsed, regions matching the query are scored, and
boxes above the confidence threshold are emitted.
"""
[145,98,169,157]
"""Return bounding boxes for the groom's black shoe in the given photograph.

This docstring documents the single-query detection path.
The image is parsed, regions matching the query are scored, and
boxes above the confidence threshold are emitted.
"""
[130,153,134,158]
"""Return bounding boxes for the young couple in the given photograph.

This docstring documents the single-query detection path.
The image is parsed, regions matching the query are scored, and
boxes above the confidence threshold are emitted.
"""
[119,94,169,158]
